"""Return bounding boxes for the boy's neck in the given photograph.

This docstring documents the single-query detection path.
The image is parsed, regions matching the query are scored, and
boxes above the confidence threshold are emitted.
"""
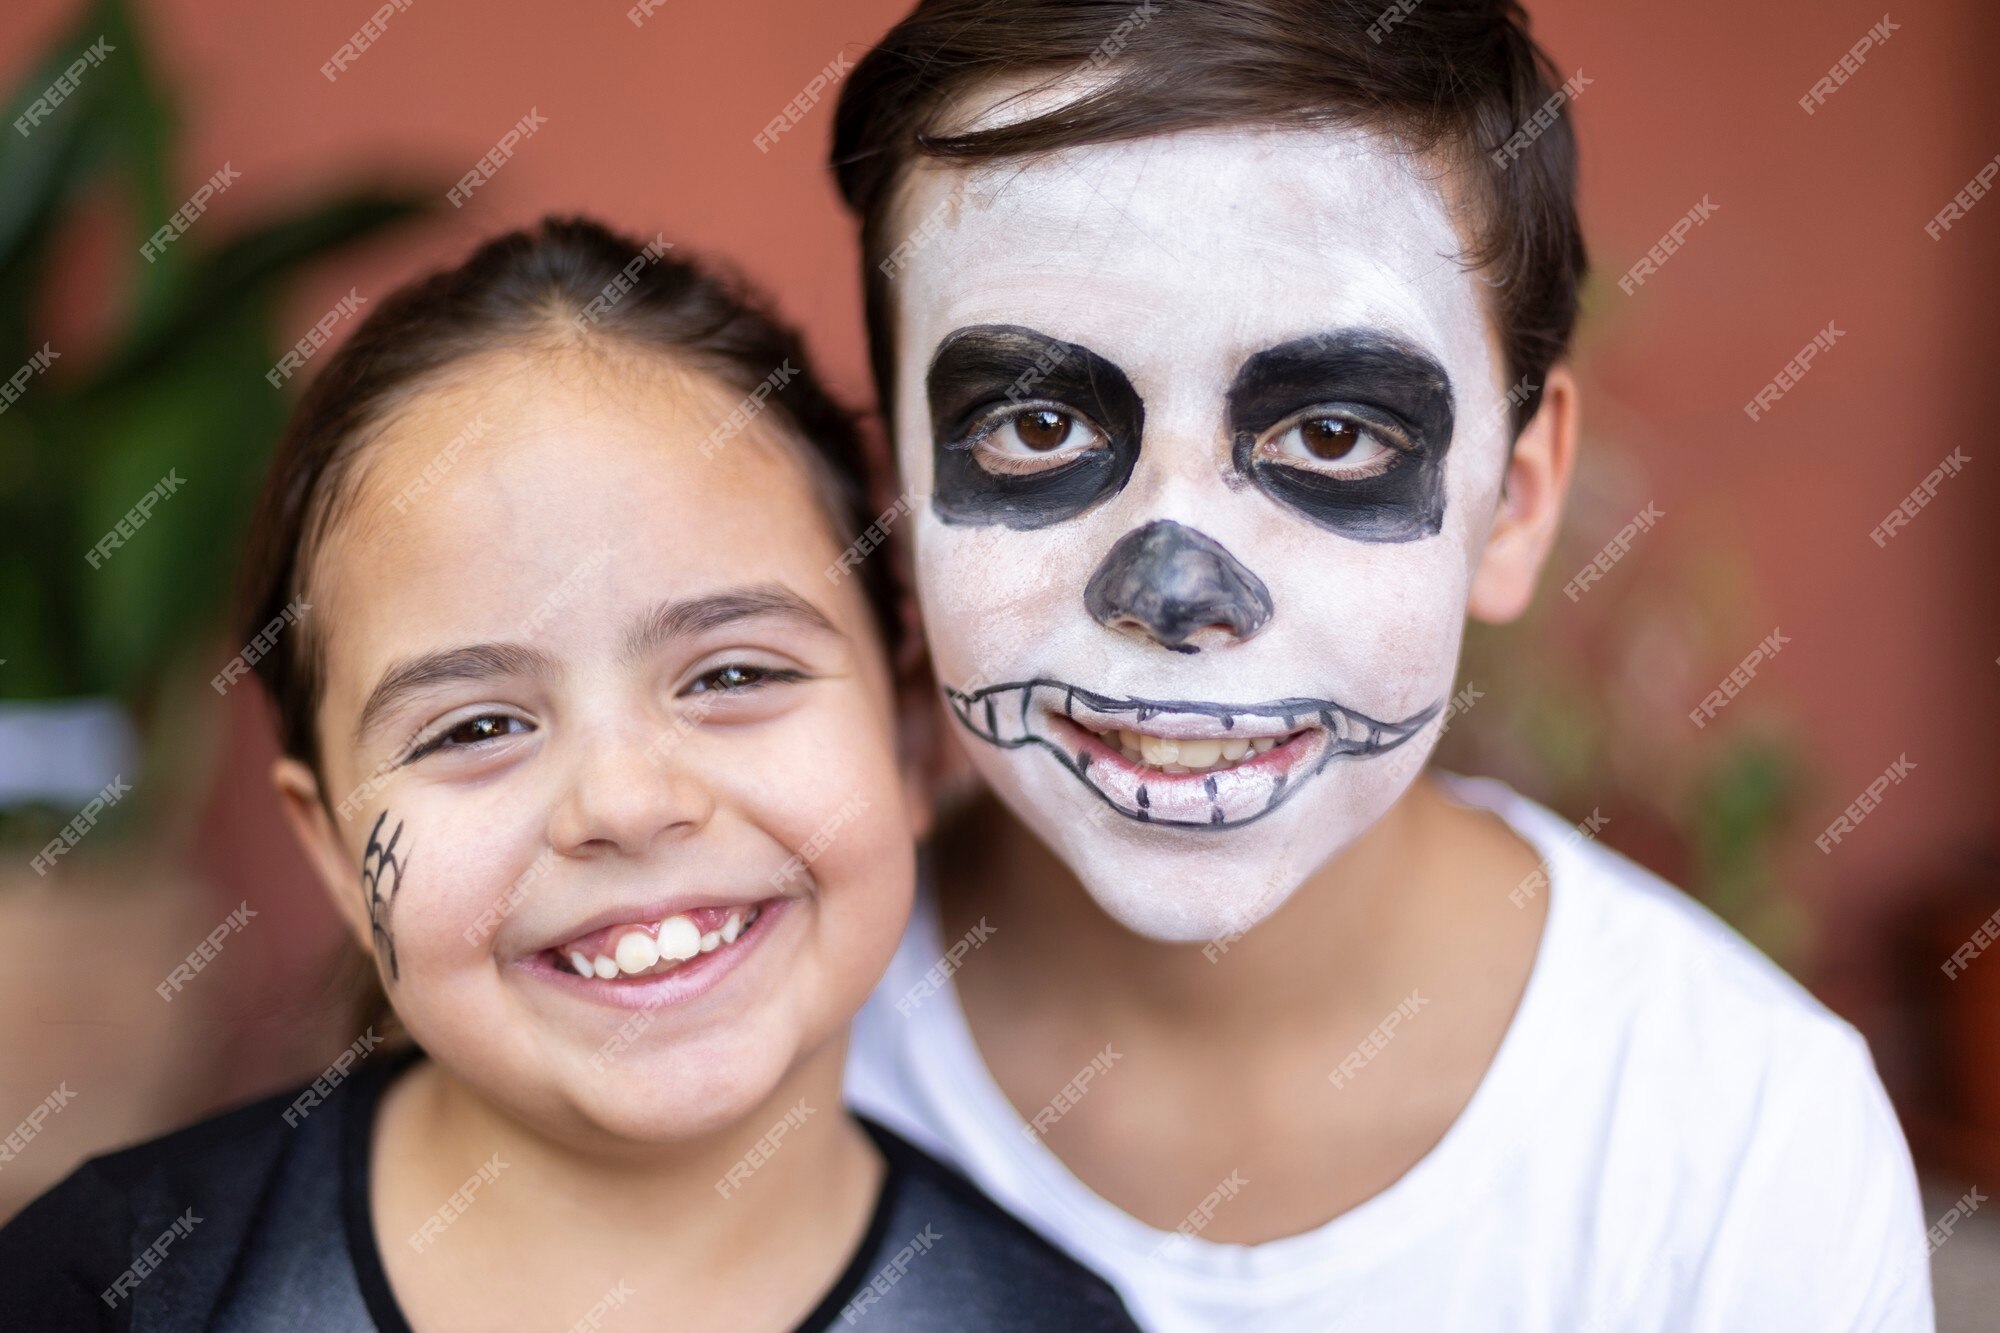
[937,772,1545,1039]
[934,771,1550,1240]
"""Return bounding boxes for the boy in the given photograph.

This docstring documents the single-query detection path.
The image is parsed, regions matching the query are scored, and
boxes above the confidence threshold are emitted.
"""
[832,2,1932,1328]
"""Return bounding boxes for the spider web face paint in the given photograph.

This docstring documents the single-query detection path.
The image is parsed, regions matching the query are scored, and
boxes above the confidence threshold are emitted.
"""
[889,124,1516,940]
[362,810,409,981]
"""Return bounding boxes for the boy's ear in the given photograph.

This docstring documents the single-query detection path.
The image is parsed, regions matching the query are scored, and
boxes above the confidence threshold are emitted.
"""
[272,757,373,951]
[1468,363,1580,624]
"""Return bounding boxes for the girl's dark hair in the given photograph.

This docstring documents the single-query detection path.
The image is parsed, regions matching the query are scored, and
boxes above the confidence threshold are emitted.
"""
[832,0,1587,433]
[238,215,899,779]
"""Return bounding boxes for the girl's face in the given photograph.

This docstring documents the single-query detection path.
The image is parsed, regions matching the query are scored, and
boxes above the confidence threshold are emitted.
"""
[280,347,918,1147]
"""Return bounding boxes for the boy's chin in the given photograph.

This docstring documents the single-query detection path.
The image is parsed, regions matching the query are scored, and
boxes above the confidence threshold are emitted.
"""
[1058,838,1324,943]
[1006,763,1427,944]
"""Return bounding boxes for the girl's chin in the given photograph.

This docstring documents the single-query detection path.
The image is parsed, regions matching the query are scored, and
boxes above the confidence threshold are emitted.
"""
[567,1059,808,1146]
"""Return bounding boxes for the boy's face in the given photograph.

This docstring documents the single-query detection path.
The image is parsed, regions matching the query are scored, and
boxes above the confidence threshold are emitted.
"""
[289,349,917,1145]
[888,126,1520,940]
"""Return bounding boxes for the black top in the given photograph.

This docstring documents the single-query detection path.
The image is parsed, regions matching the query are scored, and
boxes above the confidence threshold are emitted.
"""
[0,1047,1137,1332]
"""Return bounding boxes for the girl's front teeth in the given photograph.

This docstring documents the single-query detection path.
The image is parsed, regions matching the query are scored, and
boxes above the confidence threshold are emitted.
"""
[613,932,660,973]
[566,908,759,978]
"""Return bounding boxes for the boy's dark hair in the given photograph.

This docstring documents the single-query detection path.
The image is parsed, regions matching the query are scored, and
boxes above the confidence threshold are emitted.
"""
[831,0,1586,431]
[238,215,898,780]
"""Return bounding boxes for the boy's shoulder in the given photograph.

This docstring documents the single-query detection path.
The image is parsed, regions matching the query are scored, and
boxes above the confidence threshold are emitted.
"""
[1451,773,1904,1164]
[1453,774,1931,1323]
[823,1116,1139,1332]
[1452,772,1848,1029]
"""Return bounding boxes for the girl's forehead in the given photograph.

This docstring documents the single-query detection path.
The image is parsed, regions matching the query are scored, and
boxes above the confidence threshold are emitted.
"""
[310,356,848,665]
[346,350,796,525]
[890,127,1489,381]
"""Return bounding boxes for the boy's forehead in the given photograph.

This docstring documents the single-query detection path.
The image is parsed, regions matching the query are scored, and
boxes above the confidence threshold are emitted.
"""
[891,126,1491,377]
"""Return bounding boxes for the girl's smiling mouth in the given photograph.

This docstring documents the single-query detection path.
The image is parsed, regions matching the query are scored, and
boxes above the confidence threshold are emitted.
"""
[516,896,790,1011]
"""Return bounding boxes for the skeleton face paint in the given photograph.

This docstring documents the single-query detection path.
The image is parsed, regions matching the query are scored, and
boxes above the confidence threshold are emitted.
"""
[891,125,1517,940]
[1227,329,1457,542]
[927,324,1144,528]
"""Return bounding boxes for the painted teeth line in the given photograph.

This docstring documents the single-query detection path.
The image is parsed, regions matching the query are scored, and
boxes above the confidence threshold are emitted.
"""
[564,907,760,979]
[1105,730,1281,773]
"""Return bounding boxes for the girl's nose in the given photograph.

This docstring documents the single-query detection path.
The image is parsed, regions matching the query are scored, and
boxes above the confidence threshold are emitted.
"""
[547,725,715,858]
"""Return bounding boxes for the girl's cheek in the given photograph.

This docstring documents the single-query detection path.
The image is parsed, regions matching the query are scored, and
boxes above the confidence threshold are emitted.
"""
[725,697,903,850]
[358,790,542,980]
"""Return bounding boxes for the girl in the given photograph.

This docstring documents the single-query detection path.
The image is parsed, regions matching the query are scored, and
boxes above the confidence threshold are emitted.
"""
[0,218,1136,1332]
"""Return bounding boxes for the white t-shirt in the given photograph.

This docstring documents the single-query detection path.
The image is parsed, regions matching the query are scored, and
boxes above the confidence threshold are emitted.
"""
[845,774,1935,1332]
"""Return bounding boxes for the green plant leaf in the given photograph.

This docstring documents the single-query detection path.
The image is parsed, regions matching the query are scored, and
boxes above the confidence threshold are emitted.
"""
[113,191,431,376]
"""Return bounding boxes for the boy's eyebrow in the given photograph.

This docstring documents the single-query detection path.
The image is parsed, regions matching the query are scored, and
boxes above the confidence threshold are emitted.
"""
[623,584,838,662]
[1226,327,1457,451]
[354,642,561,747]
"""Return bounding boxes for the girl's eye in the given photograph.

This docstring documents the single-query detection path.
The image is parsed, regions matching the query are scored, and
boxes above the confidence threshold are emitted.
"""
[969,405,1107,474]
[684,663,804,695]
[408,713,531,761]
[1257,411,1409,479]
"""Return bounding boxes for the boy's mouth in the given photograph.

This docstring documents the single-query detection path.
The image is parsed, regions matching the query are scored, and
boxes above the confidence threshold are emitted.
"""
[544,903,768,980]
[943,677,1440,829]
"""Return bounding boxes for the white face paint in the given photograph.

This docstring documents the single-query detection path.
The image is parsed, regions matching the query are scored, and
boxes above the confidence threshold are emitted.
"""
[889,125,1517,941]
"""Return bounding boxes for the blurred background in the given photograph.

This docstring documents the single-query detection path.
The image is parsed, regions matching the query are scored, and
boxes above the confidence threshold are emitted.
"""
[0,0,1994,1318]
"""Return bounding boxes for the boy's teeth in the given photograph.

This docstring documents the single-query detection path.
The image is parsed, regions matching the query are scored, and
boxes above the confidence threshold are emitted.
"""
[592,955,619,979]
[1110,729,1286,772]
[614,931,659,974]
[721,912,743,944]
[1176,739,1222,767]
[569,950,594,978]
[655,914,702,963]
[699,930,722,953]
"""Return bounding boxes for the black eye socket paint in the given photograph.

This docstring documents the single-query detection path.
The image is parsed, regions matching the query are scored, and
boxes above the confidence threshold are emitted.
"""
[361,810,409,982]
[925,324,1144,529]
[1227,329,1456,542]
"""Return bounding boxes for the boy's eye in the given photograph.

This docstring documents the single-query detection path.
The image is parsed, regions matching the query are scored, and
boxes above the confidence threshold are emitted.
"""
[684,663,804,695]
[1256,409,1410,480]
[969,405,1107,475]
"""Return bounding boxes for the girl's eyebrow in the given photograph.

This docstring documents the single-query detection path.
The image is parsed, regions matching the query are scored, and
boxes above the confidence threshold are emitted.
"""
[354,642,560,747]
[621,584,838,663]
[353,585,839,747]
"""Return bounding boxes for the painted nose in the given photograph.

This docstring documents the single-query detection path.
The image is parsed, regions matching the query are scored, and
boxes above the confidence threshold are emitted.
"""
[1084,520,1273,653]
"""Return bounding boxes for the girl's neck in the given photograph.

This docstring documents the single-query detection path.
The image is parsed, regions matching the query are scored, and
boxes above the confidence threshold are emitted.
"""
[372,1037,882,1331]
